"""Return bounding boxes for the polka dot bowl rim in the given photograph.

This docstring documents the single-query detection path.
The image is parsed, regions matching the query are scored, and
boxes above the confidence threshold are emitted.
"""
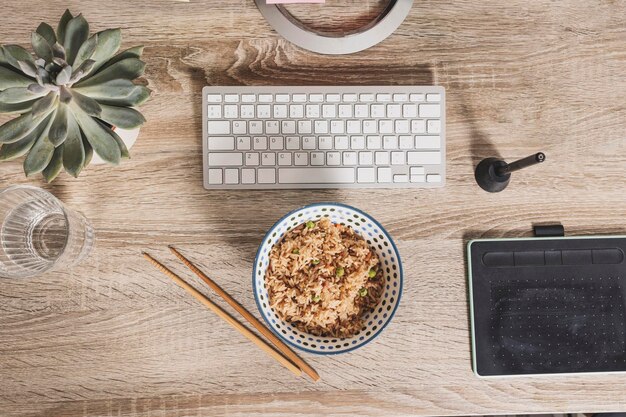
[252,202,403,355]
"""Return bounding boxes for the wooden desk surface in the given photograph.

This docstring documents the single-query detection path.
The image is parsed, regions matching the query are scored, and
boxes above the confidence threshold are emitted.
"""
[1,1,625,416]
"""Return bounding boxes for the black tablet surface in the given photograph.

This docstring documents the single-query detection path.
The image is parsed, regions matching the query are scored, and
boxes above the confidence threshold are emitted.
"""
[467,236,626,377]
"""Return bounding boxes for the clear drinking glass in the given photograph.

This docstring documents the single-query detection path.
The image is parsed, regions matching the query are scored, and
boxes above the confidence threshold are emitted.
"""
[0,185,94,278]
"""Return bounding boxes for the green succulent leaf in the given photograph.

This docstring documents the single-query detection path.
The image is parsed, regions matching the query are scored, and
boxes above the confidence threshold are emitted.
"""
[64,14,89,65]
[0,111,48,144]
[70,89,101,116]
[42,145,64,182]
[56,65,72,85]
[92,85,150,107]
[2,45,35,70]
[62,112,85,177]
[56,9,74,49]
[0,87,46,104]
[49,103,69,146]
[76,57,145,87]
[59,86,72,103]
[23,111,56,176]
[70,102,120,165]
[97,120,129,158]
[0,99,37,114]
[0,113,51,161]
[51,42,66,60]
[69,59,95,83]
[0,66,35,89]
[36,22,57,46]
[98,104,146,129]
[17,60,38,78]
[73,78,136,99]
[31,91,57,117]
[88,29,122,73]
[31,32,53,62]
[83,133,93,166]
[73,34,98,70]
[97,46,143,72]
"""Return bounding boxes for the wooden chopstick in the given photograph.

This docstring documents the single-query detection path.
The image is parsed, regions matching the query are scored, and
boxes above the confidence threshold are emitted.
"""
[142,252,302,378]
[168,246,320,382]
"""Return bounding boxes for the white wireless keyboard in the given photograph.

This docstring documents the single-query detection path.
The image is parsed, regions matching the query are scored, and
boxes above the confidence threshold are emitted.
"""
[202,86,445,189]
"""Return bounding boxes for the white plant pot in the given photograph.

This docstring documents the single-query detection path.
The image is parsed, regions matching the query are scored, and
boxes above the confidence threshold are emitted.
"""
[90,127,140,165]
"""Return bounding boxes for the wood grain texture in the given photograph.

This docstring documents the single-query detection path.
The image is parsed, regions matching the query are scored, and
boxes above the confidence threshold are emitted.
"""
[0,0,625,416]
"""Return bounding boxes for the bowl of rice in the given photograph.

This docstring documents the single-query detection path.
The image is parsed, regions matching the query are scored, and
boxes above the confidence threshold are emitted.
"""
[253,203,402,354]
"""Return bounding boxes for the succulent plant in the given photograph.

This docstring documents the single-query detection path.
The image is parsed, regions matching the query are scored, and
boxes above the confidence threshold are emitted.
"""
[0,9,150,181]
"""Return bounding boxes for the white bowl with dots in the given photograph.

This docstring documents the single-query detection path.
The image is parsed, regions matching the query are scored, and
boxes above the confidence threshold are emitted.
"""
[253,203,403,355]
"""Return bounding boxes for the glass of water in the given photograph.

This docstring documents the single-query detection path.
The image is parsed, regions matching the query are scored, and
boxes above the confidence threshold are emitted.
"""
[0,185,94,278]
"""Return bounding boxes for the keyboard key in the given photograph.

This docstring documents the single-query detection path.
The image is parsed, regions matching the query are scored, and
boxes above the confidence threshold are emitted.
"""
[258,94,272,102]
[279,168,354,184]
[410,166,425,175]
[395,120,410,134]
[294,152,308,166]
[262,153,276,166]
[258,168,276,183]
[338,105,352,117]
[253,136,267,150]
[367,135,381,149]
[378,167,392,182]
[359,152,373,165]
[335,136,349,150]
[309,94,323,102]
[273,105,287,118]
[426,93,441,102]
[224,168,239,184]
[206,94,222,103]
[343,94,357,102]
[275,94,289,103]
[319,136,333,150]
[375,152,389,165]
[257,105,271,118]
[269,136,284,150]
[306,104,320,118]
[208,169,222,184]
[245,153,259,166]
[383,136,398,149]
[351,136,365,149]
[399,135,413,149]
[241,105,255,118]
[427,120,441,133]
[289,104,304,118]
[208,121,230,134]
[298,120,312,134]
[207,105,222,119]
[265,120,279,134]
[347,120,360,133]
[241,94,255,102]
[281,120,296,134]
[233,121,246,134]
[286,136,300,150]
[407,151,441,165]
[249,120,262,134]
[360,94,374,102]
[377,93,391,102]
[330,120,344,134]
[237,137,251,150]
[403,104,417,118]
[419,104,440,118]
[208,152,242,166]
[427,174,442,183]
[371,104,385,118]
[241,168,255,184]
[278,152,292,166]
[394,174,408,183]
[379,120,393,133]
[311,152,325,166]
[357,167,375,183]
[411,120,426,133]
[302,136,316,150]
[343,152,357,165]
[208,136,235,150]
[415,136,441,149]
[224,105,238,118]
[315,120,328,134]
[322,105,336,118]
[326,94,340,102]
[409,93,425,102]
[327,152,341,166]
[411,174,425,183]
[391,151,405,165]
[292,94,306,102]
[363,120,376,133]
[393,94,408,102]
[355,105,369,118]
[224,94,239,102]
[387,104,401,117]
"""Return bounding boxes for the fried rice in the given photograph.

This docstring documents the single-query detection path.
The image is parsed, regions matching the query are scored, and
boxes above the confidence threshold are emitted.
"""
[264,217,384,338]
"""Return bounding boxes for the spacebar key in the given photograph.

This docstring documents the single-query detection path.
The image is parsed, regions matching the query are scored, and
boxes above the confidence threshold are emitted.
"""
[279,168,355,184]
